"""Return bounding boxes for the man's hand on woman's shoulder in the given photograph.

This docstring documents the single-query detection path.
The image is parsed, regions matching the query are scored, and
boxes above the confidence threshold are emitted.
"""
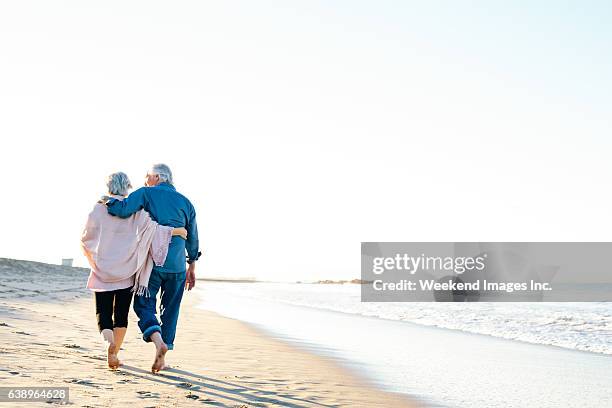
[97,195,111,204]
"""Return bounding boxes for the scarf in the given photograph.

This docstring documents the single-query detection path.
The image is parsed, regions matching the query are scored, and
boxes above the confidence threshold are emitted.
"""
[81,195,173,297]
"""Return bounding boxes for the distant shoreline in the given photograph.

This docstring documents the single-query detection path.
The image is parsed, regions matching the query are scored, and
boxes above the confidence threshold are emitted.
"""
[197,277,258,283]
[198,278,372,284]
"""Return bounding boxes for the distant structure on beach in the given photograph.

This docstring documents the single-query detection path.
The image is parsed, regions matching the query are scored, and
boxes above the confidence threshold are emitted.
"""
[61,258,73,267]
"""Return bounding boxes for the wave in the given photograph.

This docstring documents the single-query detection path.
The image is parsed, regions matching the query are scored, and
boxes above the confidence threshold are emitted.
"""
[207,282,612,355]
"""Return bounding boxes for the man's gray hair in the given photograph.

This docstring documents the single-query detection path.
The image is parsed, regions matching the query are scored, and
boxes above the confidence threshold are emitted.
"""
[150,163,173,185]
[106,172,132,196]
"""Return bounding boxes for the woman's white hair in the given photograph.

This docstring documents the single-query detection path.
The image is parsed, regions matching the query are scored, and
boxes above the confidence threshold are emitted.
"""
[150,163,173,185]
[106,172,132,196]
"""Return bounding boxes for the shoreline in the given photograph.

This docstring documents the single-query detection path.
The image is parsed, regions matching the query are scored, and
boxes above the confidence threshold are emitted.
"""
[195,282,612,408]
[198,281,612,357]
[245,296,612,358]
[0,259,416,407]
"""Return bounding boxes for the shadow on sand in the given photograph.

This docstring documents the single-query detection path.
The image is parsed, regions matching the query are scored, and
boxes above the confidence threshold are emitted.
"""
[120,365,336,408]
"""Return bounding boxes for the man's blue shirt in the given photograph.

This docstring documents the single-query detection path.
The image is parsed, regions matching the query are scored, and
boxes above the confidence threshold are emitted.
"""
[106,182,200,273]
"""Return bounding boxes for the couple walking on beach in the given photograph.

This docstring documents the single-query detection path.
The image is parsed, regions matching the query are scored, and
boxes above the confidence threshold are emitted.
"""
[80,163,201,372]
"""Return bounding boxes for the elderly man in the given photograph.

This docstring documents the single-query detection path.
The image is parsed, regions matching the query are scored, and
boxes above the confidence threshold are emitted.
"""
[104,163,200,372]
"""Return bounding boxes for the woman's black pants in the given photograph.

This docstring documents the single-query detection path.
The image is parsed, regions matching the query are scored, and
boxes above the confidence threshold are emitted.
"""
[94,287,133,332]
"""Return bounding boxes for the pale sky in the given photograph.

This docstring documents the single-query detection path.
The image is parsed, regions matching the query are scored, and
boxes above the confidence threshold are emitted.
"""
[0,1,610,281]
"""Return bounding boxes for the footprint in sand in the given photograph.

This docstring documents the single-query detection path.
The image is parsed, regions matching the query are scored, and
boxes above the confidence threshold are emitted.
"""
[65,379,99,388]
[63,344,81,349]
[136,390,160,399]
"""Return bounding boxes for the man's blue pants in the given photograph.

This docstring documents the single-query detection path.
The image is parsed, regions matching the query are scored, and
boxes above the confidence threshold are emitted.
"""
[133,269,186,350]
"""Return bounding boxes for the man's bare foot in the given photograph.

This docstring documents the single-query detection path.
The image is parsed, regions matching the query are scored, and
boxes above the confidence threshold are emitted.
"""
[151,343,168,373]
[107,343,119,369]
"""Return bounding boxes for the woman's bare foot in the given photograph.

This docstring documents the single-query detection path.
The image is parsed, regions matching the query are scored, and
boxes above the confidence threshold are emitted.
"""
[151,343,168,373]
[107,343,120,369]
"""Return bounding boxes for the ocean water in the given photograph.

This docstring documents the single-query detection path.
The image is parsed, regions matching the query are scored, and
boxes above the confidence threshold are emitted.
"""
[196,282,612,408]
[198,282,612,355]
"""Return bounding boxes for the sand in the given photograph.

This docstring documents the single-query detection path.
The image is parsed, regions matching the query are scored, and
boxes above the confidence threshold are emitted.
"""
[0,258,416,407]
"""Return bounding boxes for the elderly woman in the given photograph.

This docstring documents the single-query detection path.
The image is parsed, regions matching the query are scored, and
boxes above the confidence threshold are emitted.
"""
[80,172,187,369]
